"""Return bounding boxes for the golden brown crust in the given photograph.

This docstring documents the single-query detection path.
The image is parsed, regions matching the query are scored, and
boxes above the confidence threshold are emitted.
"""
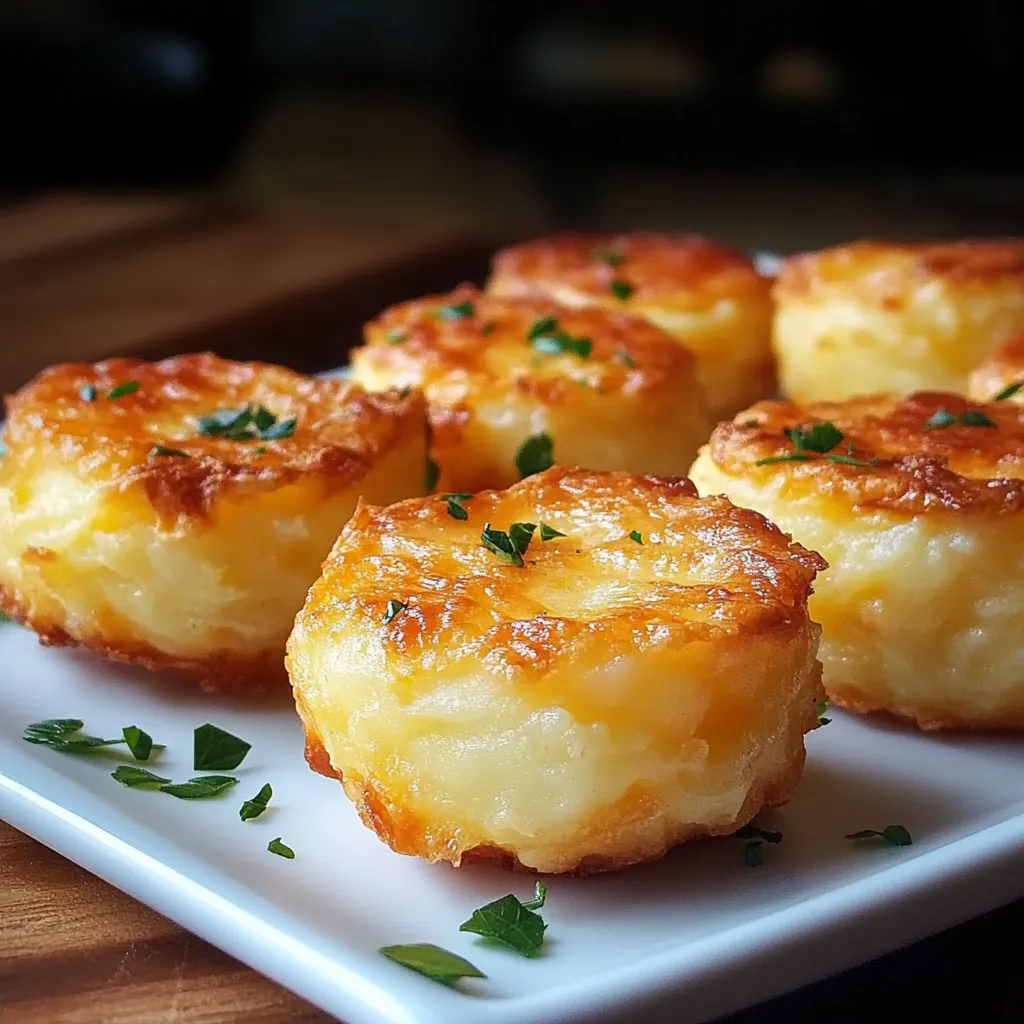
[776,239,1024,305]
[489,232,767,309]
[0,584,287,692]
[301,467,826,659]
[968,336,1024,403]
[3,352,426,527]
[359,283,697,395]
[707,392,1024,515]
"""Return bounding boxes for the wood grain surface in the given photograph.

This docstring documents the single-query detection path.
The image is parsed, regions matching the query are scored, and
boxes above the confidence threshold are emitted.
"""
[1,193,1022,1024]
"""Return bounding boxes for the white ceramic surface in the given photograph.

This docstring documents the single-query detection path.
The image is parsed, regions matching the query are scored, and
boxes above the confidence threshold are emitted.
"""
[2,617,1024,1024]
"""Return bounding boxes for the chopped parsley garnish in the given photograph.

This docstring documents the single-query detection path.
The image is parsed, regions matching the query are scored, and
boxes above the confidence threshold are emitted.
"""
[528,316,559,340]
[784,422,843,454]
[111,766,171,789]
[993,381,1023,401]
[628,530,643,544]
[23,719,163,759]
[922,407,996,430]
[845,825,913,847]
[383,600,407,624]
[193,723,251,772]
[379,944,485,987]
[160,775,239,800]
[149,445,189,458]
[107,381,141,400]
[240,783,273,821]
[743,841,764,867]
[735,824,783,844]
[960,410,997,428]
[740,419,762,428]
[122,725,155,761]
[481,522,536,566]
[196,404,296,442]
[268,837,295,859]
[386,329,407,344]
[435,301,475,321]
[610,279,633,301]
[825,452,880,468]
[515,432,554,478]
[459,881,548,958]
[755,453,811,466]
[425,455,440,491]
[614,348,636,368]
[527,315,592,359]
[539,523,565,541]
[480,321,496,336]
[80,384,97,402]
[532,332,593,359]
[816,698,832,726]
[443,493,473,520]
[592,247,625,267]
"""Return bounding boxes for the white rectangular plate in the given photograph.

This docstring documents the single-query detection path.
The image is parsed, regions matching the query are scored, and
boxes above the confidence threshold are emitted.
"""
[3,620,1024,1024]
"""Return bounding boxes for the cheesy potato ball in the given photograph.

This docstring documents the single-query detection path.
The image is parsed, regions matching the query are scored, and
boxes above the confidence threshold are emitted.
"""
[287,467,825,874]
[487,232,774,420]
[0,353,427,689]
[968,336,1024,404]
[690,392,1024,730]
[352,285,710,493]
[774,240,1024,402]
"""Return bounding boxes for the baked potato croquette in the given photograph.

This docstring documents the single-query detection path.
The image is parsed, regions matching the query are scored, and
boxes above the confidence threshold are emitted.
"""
[690,392,1024,730]
[968,336,1024,403]
[353,285,710,493]
[774,240,1024,402]
[0,354,427,689]
[487,232,775,420]
[287,467,824,875]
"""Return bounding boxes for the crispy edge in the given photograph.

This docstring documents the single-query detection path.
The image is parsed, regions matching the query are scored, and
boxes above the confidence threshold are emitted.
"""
[828,685,1024,733]
[708,394,1024,515]
[775,239,1024,304]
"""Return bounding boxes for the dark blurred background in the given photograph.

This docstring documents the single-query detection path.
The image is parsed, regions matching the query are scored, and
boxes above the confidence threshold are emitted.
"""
[4,0,1024,251]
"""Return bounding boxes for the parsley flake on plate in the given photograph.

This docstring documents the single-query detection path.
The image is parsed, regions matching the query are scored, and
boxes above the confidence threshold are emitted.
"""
[628,530,643,544]
[379,944,485,987]
[459,881,548,958]
[610,279,633,301]
[107,381,141,400]
[122,725,155,761]
[268,837,295,859]
[923,407,995,430]
[196,404,297,442]
[149,445,189,458]
[816,699,832,726]
[160,775,239,800]
[193,723,251,771]
[784,422,843,454]
[755,453,811,466]
[539,522,565,541]
[23,719,163,760]
[240,783,273,821]
[527,316,559,340]
[111,766,171,788]
[845,825,913,847]
[515,432,554,478]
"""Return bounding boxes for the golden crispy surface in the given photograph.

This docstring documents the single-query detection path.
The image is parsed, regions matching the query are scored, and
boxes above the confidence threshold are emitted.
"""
[489,232,767,309]
[0,353,427,688]
[488,233,775,419]
[690,392,1024,730]
[705,392,1024,516]
[288,467,824,873]
[776,239,1024,303]
[772,240,1024,402]
[354,284,709,492]
[968,336,1024,404]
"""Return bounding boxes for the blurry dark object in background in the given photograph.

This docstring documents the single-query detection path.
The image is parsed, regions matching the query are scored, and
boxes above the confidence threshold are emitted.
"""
[0,2,261,193]
[2,0,1024,230]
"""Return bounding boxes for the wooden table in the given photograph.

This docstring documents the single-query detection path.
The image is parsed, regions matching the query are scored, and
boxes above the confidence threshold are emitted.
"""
[1,194,1022,1024]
